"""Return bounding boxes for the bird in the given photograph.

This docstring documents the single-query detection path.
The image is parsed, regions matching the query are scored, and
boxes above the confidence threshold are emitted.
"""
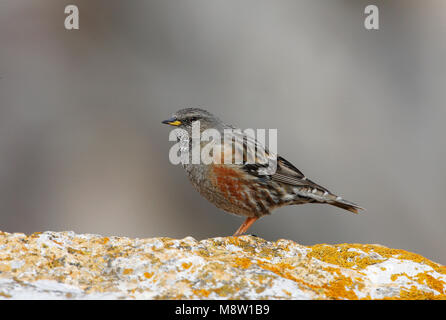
[162,108,364,236]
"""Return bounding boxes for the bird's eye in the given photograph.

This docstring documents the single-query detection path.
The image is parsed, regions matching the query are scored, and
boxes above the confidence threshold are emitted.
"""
[189,117,199,122]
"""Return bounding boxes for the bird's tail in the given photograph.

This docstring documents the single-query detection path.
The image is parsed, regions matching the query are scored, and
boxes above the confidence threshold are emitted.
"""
[292,185,365,214]
[329,197,364,214]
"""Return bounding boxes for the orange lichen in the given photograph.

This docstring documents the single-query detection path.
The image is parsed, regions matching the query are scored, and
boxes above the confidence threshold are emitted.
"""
[391,273,409,282]
[397,286,446,300]
[181,262,192,269]
[282,289,292,296]
[192,289,211,297]
[415,272,445,294]
[255,260,363,300]
[0,292,12,298]
[233,257,252,269]
[308,243,446,277]
[211,284,240,297]
[30,232,42,238]
[0,264,11,272]
[388,270,445,297]
[122,268,133,275]
[257,261,294,274]
[323,274,358,300]
[345,244,445,275]
[308,244,384,270]
[227,237,246,248]
[305,243,446,299]
[256,260,319,293]
[143,272,154,279]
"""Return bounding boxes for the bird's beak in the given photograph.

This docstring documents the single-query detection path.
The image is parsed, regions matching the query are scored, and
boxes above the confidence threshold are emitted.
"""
[162,117,182,126]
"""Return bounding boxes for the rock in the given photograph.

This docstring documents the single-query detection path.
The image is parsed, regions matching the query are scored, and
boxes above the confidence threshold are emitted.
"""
[0,230,444,299]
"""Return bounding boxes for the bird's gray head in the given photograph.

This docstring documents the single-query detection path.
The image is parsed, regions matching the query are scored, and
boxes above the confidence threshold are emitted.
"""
[162,108,224,132]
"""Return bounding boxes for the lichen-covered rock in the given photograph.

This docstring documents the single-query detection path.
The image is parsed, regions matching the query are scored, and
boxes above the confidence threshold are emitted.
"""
[0,230,444,299]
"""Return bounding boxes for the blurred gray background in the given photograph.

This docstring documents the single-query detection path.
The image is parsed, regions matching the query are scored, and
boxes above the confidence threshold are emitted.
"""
[1,0,445,264]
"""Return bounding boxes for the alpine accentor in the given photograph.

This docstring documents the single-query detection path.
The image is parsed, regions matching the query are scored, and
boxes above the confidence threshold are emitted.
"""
[163,108,363,236]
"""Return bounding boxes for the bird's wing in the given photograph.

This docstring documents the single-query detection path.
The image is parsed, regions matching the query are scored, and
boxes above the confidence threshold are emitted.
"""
[271,156,330,192]
[225,129,329,191]
[219,129,276,169]
[219,128,364,213]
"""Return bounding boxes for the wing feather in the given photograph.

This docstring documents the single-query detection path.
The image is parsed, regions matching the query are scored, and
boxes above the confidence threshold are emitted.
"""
[226,129,330,192]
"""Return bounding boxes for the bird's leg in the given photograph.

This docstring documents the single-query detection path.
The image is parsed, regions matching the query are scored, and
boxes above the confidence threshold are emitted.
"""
[233,217,258,236]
